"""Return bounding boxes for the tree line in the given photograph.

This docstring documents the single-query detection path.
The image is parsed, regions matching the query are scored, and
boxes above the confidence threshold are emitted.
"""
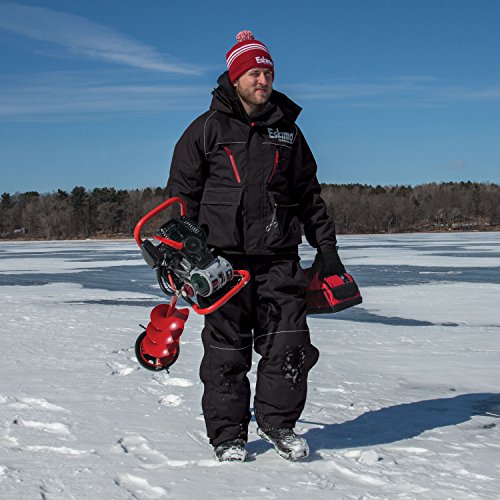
[0,182,498,240]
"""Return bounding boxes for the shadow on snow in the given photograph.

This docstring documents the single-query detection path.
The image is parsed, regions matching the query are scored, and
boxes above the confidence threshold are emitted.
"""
[248,393,500,459]
[310,307,461,327]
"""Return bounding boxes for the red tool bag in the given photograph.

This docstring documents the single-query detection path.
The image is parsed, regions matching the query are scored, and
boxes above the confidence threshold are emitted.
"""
[304,268,363,314]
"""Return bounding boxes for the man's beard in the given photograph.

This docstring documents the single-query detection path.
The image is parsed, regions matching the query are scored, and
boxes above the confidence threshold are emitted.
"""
[235,83,271,110]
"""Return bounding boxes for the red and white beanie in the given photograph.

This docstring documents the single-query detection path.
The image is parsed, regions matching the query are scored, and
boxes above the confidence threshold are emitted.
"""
[226,30,274,83]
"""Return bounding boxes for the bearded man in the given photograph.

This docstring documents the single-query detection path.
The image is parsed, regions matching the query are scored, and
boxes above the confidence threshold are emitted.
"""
[166,30,345,462]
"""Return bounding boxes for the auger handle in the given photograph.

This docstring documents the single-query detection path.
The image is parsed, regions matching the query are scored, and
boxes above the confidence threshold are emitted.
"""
[134,196,187,248]
[192,269,251,315]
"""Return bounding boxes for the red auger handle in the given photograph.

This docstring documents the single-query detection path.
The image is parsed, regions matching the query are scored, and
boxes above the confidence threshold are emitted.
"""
[134,196,187,248]
[192,270,251,315]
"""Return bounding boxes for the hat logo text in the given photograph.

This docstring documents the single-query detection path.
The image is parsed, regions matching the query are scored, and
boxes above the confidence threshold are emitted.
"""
[255,56,273,66]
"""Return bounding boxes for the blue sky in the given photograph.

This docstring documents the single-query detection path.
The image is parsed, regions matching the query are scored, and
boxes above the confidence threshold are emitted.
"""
[1,0,500,194]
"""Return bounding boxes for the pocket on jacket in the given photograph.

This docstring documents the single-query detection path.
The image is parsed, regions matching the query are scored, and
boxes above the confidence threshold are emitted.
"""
[267,145,291,185]
[265,191,302,249]
[198,187,243,249]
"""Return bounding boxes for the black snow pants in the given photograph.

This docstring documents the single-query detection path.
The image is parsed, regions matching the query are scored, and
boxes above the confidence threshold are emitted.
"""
[199,256,320,447]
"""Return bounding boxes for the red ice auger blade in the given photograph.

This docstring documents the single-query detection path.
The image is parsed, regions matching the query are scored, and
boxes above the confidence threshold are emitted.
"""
[135,299,190,371]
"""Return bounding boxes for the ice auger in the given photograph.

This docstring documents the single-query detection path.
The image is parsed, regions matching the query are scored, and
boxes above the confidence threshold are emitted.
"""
[133,197,250,371]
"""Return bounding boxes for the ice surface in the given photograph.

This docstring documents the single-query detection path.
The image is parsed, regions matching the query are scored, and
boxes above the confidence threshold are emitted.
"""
[0,233,499,499]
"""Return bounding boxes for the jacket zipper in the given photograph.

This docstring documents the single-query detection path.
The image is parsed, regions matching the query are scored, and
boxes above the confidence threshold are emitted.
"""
[267,149,280,183]
[223,146,241,184]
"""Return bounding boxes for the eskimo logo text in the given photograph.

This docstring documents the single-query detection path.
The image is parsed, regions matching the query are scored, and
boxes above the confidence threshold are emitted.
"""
[268,128,294,144]
[255,56,273,66]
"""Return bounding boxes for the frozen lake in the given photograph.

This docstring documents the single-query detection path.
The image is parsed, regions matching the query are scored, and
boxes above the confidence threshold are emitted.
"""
[1,232,499,499]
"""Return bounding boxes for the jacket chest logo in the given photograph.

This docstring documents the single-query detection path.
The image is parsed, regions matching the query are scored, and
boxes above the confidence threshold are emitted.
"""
[267,127,294,145]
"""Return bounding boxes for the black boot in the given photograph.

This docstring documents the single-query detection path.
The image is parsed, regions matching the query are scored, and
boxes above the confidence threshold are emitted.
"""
[257,427,309,461]
[214,438,247,462]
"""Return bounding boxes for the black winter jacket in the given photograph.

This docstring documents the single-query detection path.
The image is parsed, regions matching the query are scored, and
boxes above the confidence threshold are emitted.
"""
[166,72,337,256]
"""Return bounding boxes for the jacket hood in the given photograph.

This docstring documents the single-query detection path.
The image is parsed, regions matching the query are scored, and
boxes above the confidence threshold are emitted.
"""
[210,72,302,126]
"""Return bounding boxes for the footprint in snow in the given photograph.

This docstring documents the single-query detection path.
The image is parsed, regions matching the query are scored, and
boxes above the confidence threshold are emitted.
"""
[13,417,71,437]
[3,414,90,456]
[152,373,194,387]
[0,464,9,481]
[21,445,93,456]
[7,396,69,413]
[39,478,69,499]
[357,449,381,465]
[0,465,21,485]
[158,394,184,407]
[117,435,189,468]
[116,473,169,499]
[117,435,169,469]
[107,362,138,376]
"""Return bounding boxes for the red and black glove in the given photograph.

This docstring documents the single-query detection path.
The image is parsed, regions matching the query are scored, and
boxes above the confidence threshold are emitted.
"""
[312,249,346,279]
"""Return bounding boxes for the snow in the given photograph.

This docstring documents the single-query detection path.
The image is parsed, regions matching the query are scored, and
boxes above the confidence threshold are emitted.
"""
[1,232,499,499]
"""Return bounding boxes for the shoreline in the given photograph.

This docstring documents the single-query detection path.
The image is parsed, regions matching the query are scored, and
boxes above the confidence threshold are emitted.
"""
[1,227,499,244]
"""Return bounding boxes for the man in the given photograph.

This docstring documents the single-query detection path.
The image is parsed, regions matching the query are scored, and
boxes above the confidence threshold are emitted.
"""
[166,31,345,462]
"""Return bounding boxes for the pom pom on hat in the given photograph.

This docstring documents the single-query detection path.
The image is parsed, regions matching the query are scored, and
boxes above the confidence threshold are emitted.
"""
[226,30,274,83]
[236,30,255,43]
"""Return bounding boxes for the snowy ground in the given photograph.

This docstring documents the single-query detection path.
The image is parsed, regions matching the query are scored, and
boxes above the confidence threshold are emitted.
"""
[0,232,499,499]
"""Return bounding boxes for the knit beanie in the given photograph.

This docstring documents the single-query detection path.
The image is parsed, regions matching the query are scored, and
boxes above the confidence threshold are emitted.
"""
[226,30,274,83]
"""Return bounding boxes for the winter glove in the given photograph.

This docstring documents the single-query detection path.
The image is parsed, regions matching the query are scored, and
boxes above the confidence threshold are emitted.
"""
[312,249,346,279]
